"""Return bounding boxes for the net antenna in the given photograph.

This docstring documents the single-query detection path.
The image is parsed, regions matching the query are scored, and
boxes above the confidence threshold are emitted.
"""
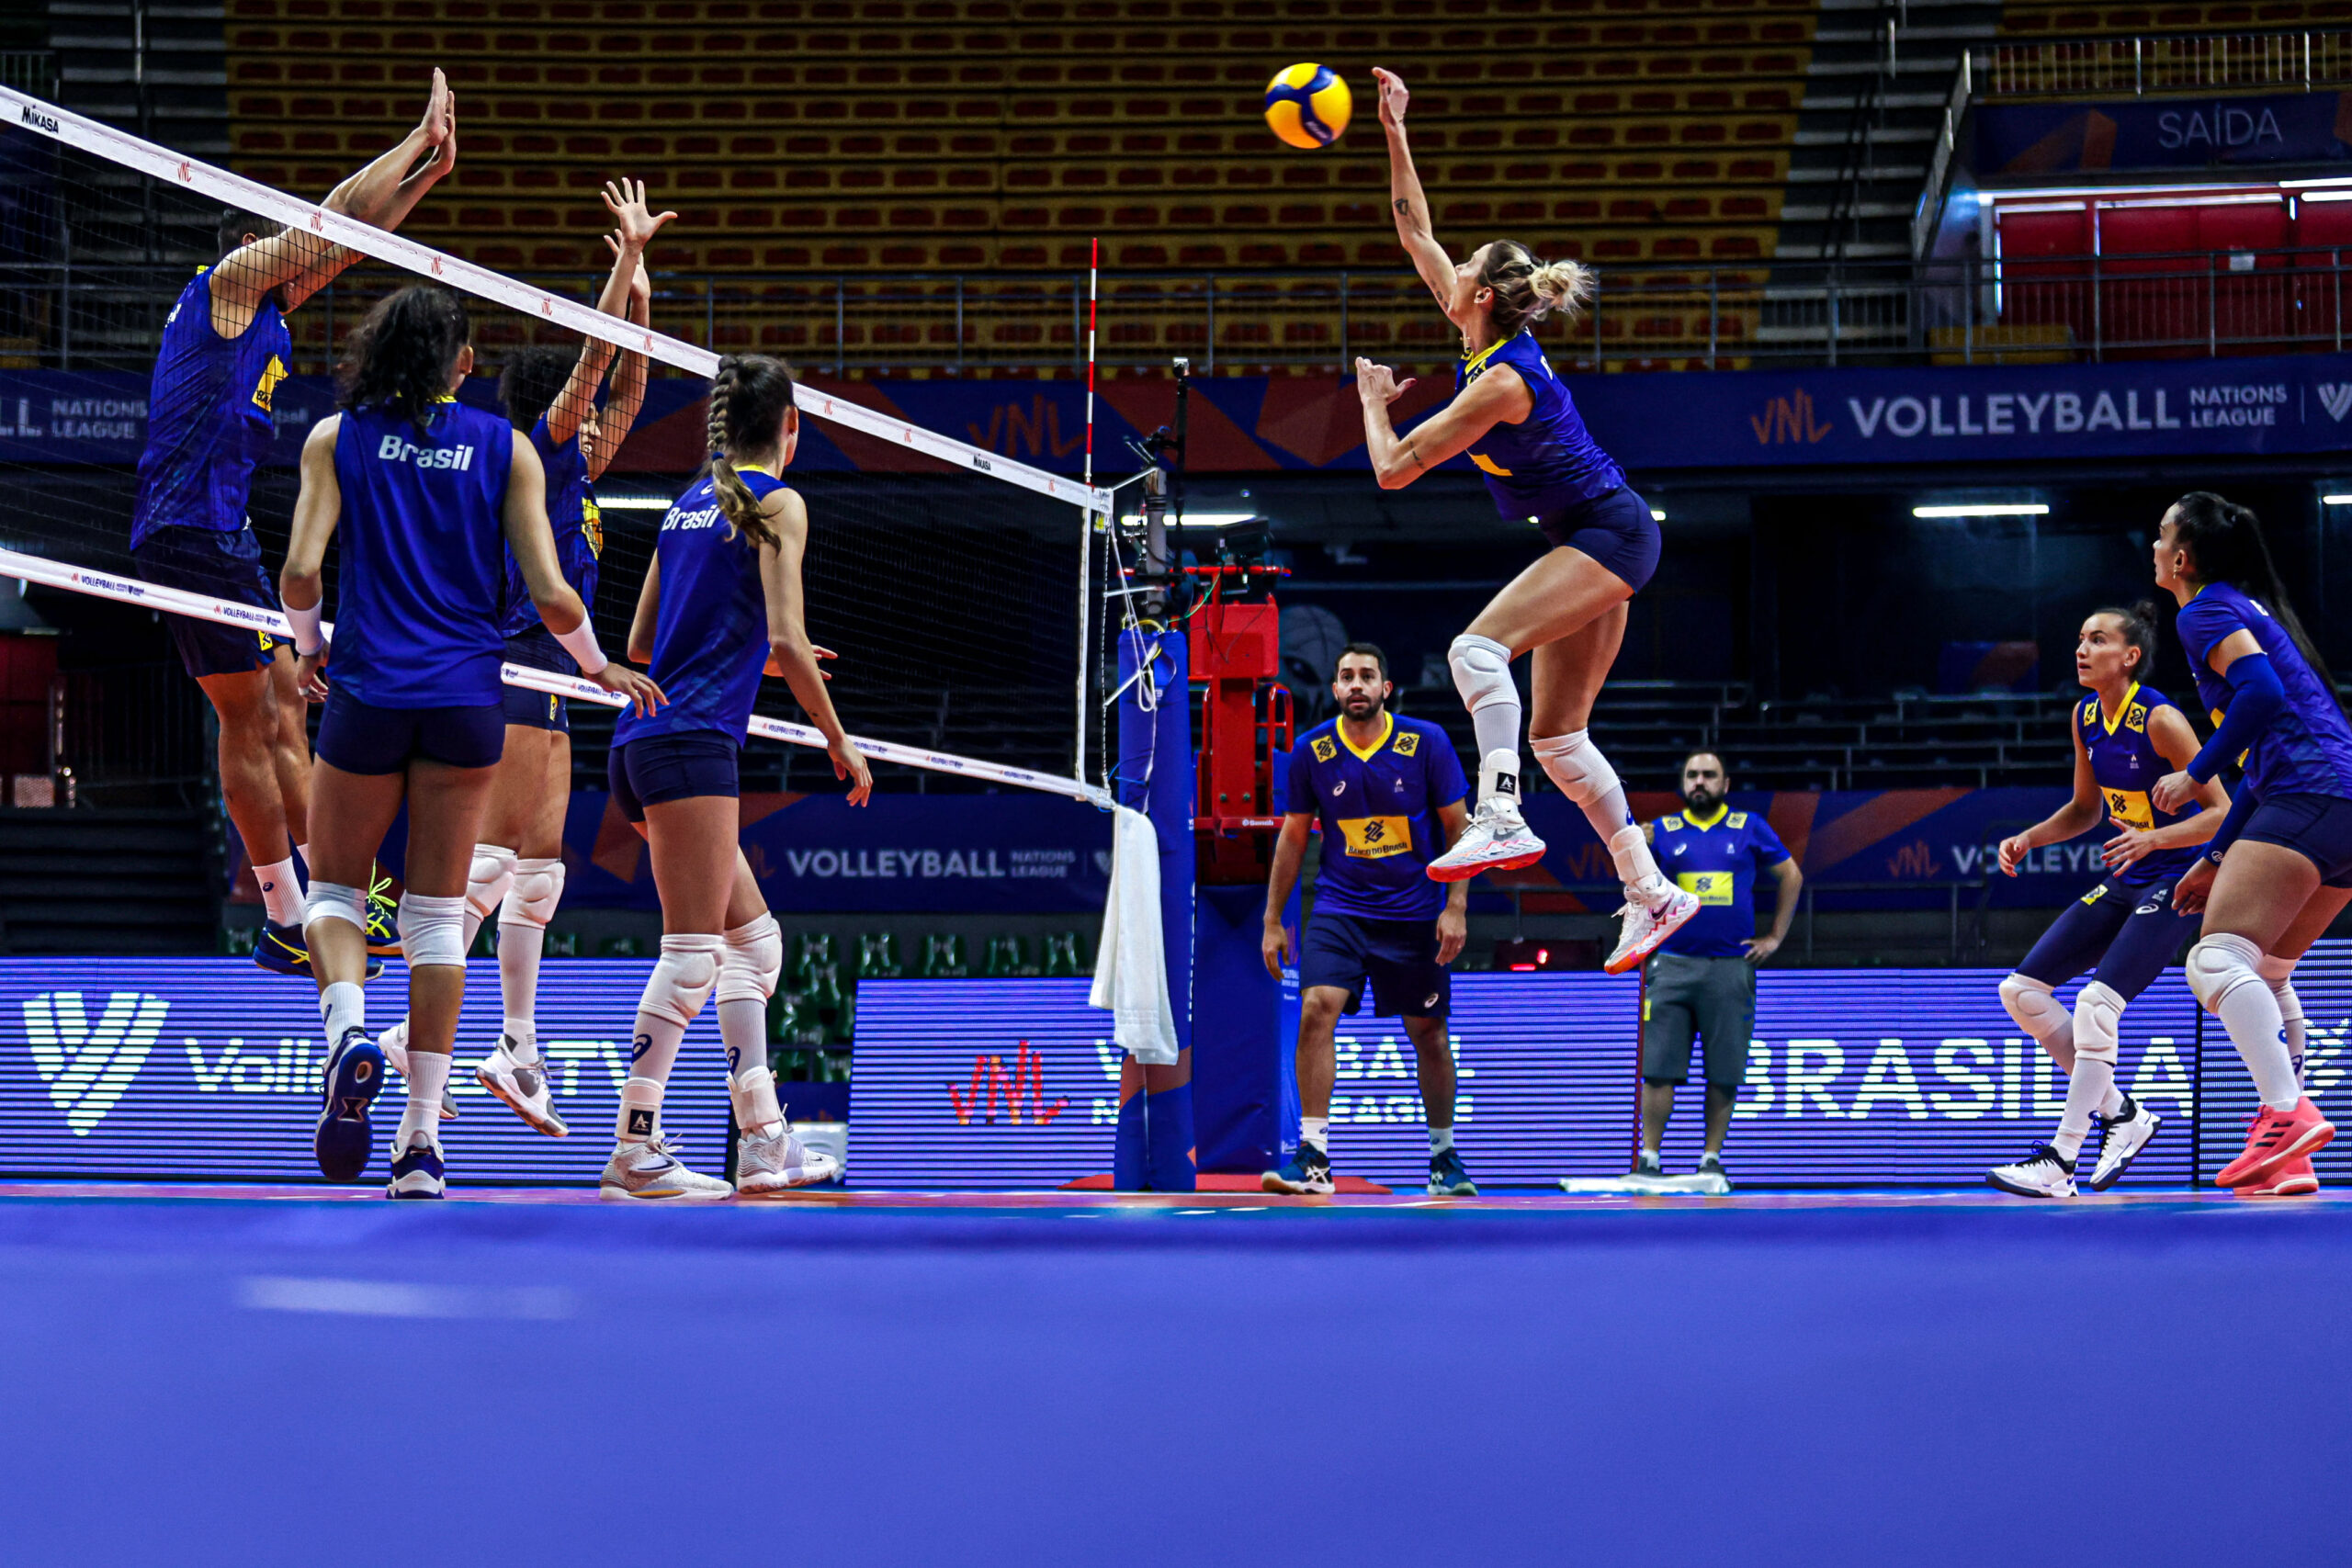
[0,85,1114,809]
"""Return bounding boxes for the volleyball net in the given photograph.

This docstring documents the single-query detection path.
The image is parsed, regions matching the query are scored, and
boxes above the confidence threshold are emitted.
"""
[0,84,1114,808]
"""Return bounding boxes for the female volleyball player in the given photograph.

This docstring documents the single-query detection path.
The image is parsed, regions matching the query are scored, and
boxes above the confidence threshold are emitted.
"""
[1985,604,2227,1198]
[597,353,870,1201]
[1354,65,1695,976]
[280,284,662,1197]
[379,182,672,1134]
[2149,492,2346,1193]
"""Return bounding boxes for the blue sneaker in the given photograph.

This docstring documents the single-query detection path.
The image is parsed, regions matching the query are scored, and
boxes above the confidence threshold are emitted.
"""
[385,1132,445,1199]
[254,921,385,981]
[1261,1146,1335,1196]
[315,1027,388,1182]
[1428,1148,1478,1197]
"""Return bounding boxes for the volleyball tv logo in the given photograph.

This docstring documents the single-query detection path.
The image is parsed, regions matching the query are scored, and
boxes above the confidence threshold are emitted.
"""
[20,991,166,1135]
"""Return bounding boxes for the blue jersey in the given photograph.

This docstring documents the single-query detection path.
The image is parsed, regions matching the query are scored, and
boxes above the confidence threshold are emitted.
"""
[1652,804,1792,959]
[2078,682,2203,886]
[614,468,783,749]
[1283,713,1469,923]
[130,269,291,548]
[328,401,514,708]
[1453,329,1625,521]
[2177,582,2352,802]
[498,417,602,653]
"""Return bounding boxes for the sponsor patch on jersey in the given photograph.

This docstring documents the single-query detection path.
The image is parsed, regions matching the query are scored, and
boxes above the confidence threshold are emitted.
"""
[1337,815,1412,859]
[252,354,286,412]
[1676,870,1736,906]
[1311,734,1339,763]
[2125,702,2148,733]
[1727,810,1748,828]
[1660,814,1685,830]
[2081,882,2109,906]
[2105,787,2155,832]
[582,494,604,558]
[1393,730,1419,756]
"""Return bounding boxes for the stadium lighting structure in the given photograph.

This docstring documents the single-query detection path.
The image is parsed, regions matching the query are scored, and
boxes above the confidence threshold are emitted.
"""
[1650,508,1667,521]
[2324,494,2352,506]
[1118,511,1260,529]
[597,495,675,510]
[1912,502,2049,519]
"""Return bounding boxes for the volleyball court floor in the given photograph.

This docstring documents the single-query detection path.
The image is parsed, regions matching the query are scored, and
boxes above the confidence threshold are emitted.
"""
[3,1180,2344,1564]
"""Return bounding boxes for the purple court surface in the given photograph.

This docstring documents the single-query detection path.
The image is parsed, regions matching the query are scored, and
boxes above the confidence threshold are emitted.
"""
[1,1184,2345,1565]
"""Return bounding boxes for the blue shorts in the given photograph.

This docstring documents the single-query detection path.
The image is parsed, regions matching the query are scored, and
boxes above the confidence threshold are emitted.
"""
[608,730,740,823]
[1534,485,1661,593]
[2016,874,2200,1000]
[500,632,570,734]
[1299,910,1449,1019]
[315,684,506,775]
[130,525,285,679]
[2240,792,2352,887]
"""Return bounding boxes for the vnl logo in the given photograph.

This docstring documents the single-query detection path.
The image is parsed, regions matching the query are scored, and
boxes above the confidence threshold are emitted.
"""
[2316,383,2352,423]
[20,991,167,1135]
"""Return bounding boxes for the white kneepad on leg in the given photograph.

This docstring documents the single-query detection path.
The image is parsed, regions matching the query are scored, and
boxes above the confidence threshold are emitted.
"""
[639,933,725,1027]
[1530,730,1617,807]
[2186,933,2263,1013]
[305,881,368,933]
[467,843,518,921]
[2072,981,2126,1066]
[1447,633,1515,714]
[500,857,565,930]
[718,913,784,1006]
[1998,972,2065,1041]
[398,892,469,968]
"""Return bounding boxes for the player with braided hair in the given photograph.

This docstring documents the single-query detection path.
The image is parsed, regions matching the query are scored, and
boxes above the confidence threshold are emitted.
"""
[1353,65,1695,976]
[596,354,871,1200]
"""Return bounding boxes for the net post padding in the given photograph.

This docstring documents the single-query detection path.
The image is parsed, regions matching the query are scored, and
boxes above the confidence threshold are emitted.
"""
[0,85,1114,517]
[0,553,1111,810]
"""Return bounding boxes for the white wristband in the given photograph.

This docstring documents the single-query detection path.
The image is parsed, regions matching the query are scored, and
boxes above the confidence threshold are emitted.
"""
[554,619,607,676]
[286,602,324,658]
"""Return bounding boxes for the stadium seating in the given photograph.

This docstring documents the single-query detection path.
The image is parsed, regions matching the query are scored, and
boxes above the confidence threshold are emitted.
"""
[218,0,1820,373]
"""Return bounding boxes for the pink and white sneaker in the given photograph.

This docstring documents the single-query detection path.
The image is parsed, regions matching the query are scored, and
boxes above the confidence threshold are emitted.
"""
[1605,885,1701,975]
[1426,798,1547,882]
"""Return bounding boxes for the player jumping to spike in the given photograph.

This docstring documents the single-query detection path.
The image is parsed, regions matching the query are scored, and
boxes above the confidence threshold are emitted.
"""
[1986,604,2227,1199]
[132,68,458,978]
[1354,66,1696,976]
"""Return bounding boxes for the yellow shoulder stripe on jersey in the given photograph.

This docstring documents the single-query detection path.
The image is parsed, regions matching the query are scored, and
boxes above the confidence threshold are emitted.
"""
[1682,803,1729,830]
[1340,711,1395,762]
[2097,682,2142,737]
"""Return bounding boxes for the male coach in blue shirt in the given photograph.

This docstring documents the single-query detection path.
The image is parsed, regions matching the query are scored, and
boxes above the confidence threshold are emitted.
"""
[1635,750,1802,1191]
[1261,643,1475,1198]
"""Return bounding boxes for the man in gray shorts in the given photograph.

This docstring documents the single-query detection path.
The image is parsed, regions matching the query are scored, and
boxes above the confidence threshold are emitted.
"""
[1636,751,1803,1191]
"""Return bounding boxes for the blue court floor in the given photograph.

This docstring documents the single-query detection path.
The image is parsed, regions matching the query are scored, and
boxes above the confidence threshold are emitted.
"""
[1,1184,2345,1566]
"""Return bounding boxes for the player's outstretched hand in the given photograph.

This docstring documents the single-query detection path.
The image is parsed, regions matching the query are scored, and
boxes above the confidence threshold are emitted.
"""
[593,661,666,718]
[1261,918,1293,981]
[2173,854,2217,915]
[1372,66,1410,130]
[1355,357,1416,405]
[1996,831,2032,877]
[831,734,873,807]
[419,67,451,150]
[602,178,677,254]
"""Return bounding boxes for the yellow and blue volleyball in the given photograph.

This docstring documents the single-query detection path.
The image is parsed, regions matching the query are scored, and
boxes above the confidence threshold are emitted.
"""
[1263,63,1351,150]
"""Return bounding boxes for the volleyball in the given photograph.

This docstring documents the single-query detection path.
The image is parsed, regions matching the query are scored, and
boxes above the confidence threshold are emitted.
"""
[1263,62,1352,149]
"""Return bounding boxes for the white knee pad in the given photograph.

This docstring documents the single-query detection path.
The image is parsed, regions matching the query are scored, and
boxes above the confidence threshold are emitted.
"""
[499,857,565,931]
[638,933,724,1028]
[1447,633,1516,715]
[1998,973,2066,1042]
[304,880,368,933]
[2072,981,2126,1067]
[1530,729,1618,807]
[398,892,469,968]
[718,913,784,1006]
[2186,933,2264,1014]
[467,842,518,922]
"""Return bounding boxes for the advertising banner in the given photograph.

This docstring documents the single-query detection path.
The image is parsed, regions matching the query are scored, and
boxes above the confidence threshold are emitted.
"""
[13,353,2352,479]
[1976,93,2352,174]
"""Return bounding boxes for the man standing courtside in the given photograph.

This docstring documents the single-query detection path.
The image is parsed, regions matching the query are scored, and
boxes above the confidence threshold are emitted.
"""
[130,69,457,975]
[1631,750,1802,1192]
[1261,643,1476,1198]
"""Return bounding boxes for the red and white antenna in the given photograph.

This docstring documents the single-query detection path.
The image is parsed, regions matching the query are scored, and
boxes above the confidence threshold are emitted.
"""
[1084,236,1099,490]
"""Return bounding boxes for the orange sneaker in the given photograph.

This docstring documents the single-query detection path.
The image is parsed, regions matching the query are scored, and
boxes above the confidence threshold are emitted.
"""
[2215,1097,2335,1188]
[2234,1154,2321,1198]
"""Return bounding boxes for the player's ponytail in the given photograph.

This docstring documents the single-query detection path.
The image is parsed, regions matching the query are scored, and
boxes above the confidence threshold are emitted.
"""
[337,283,471,434]
[703,354,796,553]
[2169,491,2343,705]
[1479,241,1594,337]
[2090,600,2162,679]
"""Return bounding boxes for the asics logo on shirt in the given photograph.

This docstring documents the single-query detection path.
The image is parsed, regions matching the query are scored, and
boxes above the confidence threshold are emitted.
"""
[374,433,479,469]
[1331,781,1347,796]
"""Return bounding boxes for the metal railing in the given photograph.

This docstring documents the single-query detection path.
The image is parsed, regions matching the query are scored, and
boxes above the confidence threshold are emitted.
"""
[1986,27,2352,97]
[8,244,2352,375]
